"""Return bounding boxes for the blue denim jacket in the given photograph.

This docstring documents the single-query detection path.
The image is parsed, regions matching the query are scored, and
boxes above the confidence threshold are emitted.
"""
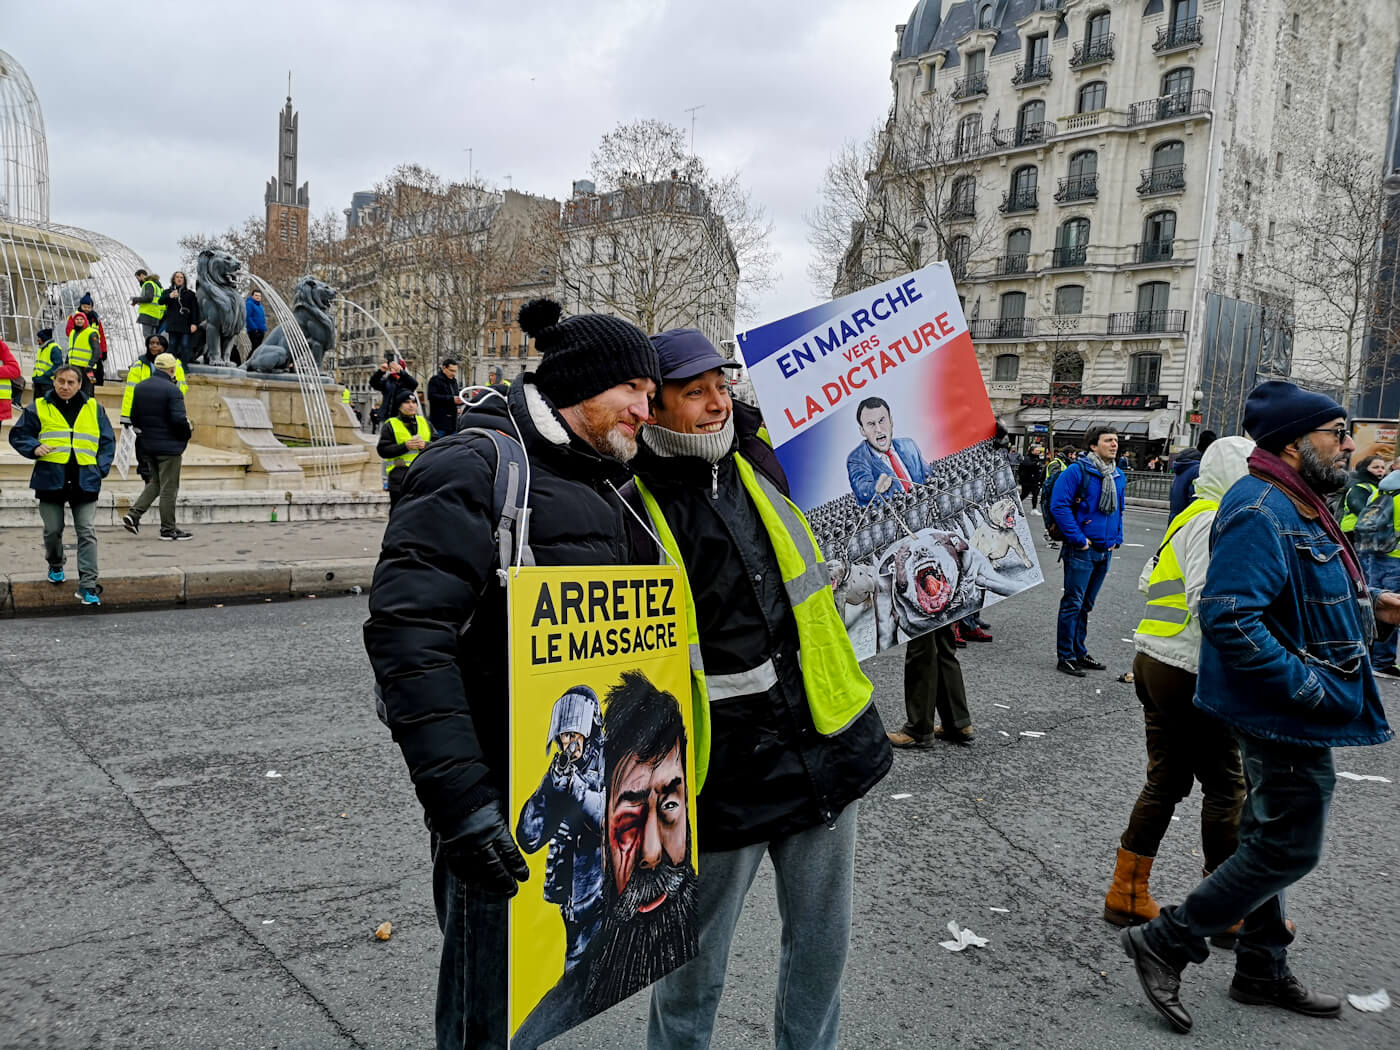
[1195,475,1393,748]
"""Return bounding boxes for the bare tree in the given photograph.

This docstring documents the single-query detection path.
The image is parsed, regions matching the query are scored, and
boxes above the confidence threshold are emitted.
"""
[807,91,1002,297]
[177,210,343,304]
[1272,152,1400,409]
[557,119,773,336]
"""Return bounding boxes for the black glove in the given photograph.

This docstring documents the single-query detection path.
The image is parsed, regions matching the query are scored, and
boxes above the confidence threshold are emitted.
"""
[442,801,530,897]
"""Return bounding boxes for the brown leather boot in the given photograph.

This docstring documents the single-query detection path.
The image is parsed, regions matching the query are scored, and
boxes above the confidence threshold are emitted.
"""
[1104,846,1161,926]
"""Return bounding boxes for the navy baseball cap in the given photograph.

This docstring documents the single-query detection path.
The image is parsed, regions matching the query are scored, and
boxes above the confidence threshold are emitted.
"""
[650,328,741,381]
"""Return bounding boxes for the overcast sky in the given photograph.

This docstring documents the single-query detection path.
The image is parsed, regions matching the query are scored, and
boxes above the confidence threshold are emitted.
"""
[8,0,911,328]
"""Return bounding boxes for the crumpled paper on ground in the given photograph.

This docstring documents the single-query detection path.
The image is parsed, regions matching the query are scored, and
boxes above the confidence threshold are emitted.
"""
[1347,988,1391,1012]
[939,921,988,952]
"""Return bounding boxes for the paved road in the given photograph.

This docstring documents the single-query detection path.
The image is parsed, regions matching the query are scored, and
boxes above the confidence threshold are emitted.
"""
[2,509,1396,1049]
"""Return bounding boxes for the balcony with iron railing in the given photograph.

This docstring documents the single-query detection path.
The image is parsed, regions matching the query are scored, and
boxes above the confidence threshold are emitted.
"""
[970,317,1036,340]
[1108,309,1187,335]
[1050,245,1089,269]
[1000,188,1039,214]
[1153,17,1204,53]
[1128,89,1213,126]
[1013,56,1053,86]
[992,253,1031,276]
[1138,164,1186,196]
[953,71,989,100]
[1121,381,1162,396]
[1133,239,1175,264]
[1054,173,1098,203]
[942,198,977,221]
[1070,35,1115,68]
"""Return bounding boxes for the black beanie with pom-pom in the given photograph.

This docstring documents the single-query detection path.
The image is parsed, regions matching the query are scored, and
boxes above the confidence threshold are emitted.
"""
[519,298,660,408]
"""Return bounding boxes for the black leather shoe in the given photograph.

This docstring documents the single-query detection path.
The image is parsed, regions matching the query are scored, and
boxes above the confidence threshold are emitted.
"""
[1229,974,1342,1018]
[1077,655,1107,671]
[1121,926,1192,1033]
[1057,659,1086,677]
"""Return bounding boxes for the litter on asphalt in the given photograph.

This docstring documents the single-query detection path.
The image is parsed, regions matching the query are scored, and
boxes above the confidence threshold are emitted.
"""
[265,771,283,779]
[993,703,1011,709]
[1020,731,1046,738]
[1347,989,1391,1012]
[1338,772,1392,783]
[988,907,1010,914]
[891,793,912,800]
[939,921,989,952]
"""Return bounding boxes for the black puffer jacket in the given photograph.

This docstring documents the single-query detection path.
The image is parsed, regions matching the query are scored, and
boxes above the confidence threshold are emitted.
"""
[129,370,191,456]
[364,377,639,846]
[630,400,891,850]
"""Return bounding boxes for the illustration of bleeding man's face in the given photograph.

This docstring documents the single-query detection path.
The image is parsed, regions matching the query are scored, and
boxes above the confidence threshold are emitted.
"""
[606,743,687,906]
[557,730,586,762]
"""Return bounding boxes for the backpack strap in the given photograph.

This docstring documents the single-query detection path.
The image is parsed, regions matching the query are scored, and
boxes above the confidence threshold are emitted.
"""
[459,427,535,584]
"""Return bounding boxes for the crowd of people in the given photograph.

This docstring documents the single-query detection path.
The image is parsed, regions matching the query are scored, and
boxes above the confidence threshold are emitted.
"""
[358,297,1396,1048]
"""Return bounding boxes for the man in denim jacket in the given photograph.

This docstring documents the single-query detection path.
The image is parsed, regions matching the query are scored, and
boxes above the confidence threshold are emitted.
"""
[1122,381,1398,1034]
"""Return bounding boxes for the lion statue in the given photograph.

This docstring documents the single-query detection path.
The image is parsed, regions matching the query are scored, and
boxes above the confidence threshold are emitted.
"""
[196,248,246,366]
[245,276,338,374]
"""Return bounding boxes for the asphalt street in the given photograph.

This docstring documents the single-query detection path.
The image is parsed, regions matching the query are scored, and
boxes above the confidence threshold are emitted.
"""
[2,507,1396,1049]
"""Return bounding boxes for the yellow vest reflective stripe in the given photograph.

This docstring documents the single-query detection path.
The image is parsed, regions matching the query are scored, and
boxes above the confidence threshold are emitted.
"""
[386,415,431,472]
[121,359,189,417]
[1383,493,1400,560]
[0,379,8,407]
[634,453,875,793]
[36,397,101,465]
[32,340,61,381]
[138,280,165,321]
[1341,482,1379,531]
[67,326,99,369]
[1135,498,1217,638]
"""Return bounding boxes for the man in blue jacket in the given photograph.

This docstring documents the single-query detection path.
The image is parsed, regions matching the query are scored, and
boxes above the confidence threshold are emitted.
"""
[1122,381,1399,1035]
[845,397,929,506]
[245,290,267,352]
[1048,425,1126,676]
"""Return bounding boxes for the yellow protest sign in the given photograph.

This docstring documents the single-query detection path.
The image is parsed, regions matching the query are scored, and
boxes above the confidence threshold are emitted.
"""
[507,565,698,1048]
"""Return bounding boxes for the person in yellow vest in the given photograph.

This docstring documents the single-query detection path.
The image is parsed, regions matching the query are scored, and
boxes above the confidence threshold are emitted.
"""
[121,334,189,425]
[30,326,64,402]
[633,329,891,1050]
[66,311,102,395]
[1363,459,1400,677]
[1103,436,1254,931]
[1340,454,1385,533]
[129,268,165,345]
[376,389,438,508]
[7,364,116,606]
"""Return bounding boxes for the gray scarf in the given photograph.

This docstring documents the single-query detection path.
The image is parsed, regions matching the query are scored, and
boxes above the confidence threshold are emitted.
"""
[640,416,736,464]
[1087,451,1119,514]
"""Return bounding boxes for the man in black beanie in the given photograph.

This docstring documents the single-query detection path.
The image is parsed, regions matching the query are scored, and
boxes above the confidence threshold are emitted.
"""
[364,298,660,1050]
[1123,380,1400,1035]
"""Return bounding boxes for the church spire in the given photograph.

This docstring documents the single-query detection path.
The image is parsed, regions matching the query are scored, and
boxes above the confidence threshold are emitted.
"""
[265,78,308,208]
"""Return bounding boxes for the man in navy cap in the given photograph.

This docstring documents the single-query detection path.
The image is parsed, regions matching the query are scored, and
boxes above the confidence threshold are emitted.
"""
[1122,380,1400,1034]
[630,328,890,1050]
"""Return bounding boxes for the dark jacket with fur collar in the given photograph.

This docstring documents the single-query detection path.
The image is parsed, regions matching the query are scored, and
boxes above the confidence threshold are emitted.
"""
[630,400,891,850]
[364,377,639,845]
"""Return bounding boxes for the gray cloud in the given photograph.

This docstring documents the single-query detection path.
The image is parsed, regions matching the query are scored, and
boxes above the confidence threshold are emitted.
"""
[8,0,909,326]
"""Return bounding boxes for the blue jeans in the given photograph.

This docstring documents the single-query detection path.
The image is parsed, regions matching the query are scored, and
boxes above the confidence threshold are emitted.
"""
[1143,735,1335,979]
[1057,546,1112,662]
[1369,555,1400,668]
[648,803,859,1050]
[431,833,508,1050]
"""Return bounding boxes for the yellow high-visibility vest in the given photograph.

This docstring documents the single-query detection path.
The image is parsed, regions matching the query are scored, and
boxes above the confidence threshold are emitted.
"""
[36,396,101,466]
[634,454,874,792]
[1135,498,1217,638]
[32,340,62,381]
[67,326,99,369]
[1341,482,1379,532]
[138,279,165,322]
[386,415,431,472]
[121,358,188,418]
[341,388,352,404]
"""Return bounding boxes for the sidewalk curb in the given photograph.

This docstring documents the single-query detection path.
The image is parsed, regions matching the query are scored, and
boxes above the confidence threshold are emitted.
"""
[0,558,377,617]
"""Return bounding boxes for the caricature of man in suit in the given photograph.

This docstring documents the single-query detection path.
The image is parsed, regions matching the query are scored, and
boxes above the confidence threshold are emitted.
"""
[846,397,930,506]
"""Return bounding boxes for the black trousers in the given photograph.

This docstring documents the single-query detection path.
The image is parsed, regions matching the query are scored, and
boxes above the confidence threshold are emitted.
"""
[902,626,970,738]
[1019,478,1040,508]
[1120,651,1245,870]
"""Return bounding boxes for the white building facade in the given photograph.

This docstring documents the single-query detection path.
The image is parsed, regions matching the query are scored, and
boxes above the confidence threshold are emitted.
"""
[885,0,1400,454]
